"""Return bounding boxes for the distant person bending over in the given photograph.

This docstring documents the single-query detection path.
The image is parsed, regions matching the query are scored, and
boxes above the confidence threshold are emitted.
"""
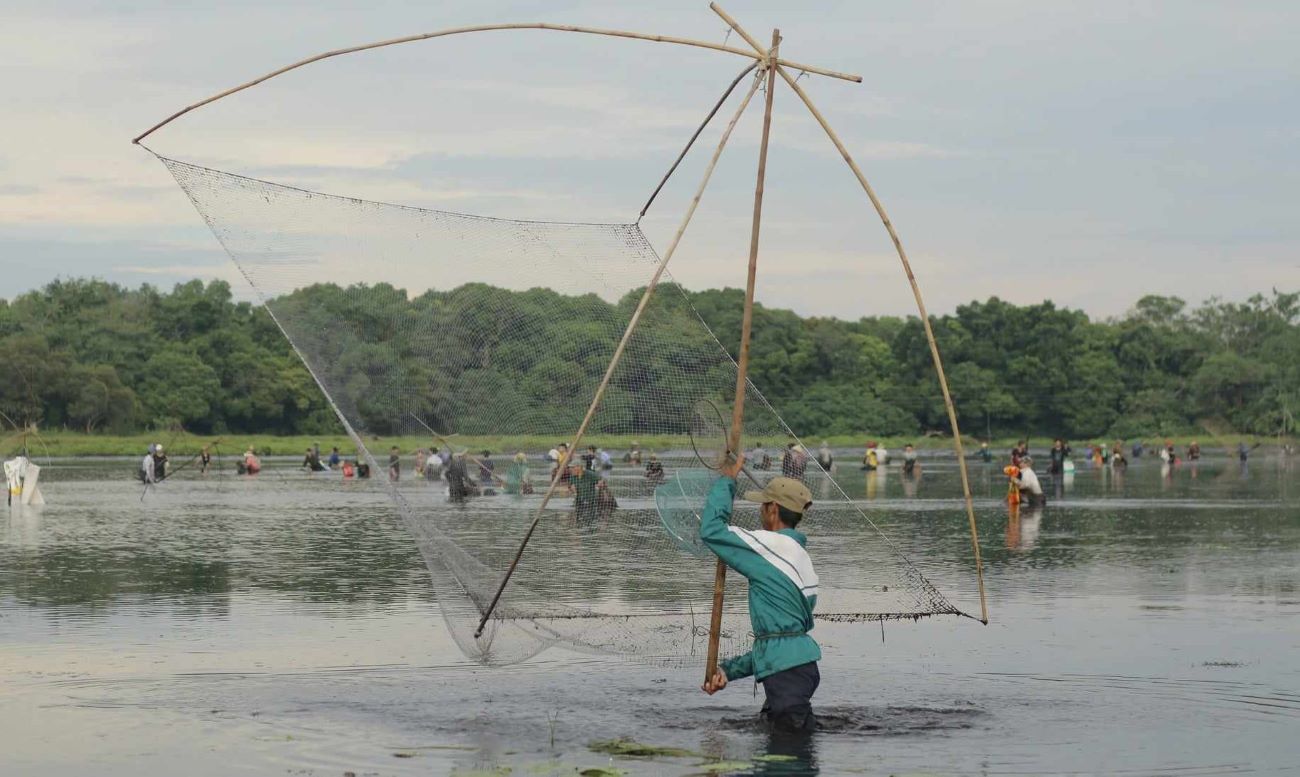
[242,448,261,475]
[861,443,878,472]
[644,454,666,484]
[700,455,820,734]
[1016,457,1045,506]
[782,444,808,481]
[302,447,325,472]
[815,442,834,473]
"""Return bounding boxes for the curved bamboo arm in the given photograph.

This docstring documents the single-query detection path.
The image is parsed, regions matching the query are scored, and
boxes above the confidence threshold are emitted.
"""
[134,20,858,144]
[775,63,989,625]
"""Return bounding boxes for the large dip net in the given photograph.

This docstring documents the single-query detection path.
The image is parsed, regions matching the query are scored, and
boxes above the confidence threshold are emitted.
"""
[154,153,968,667]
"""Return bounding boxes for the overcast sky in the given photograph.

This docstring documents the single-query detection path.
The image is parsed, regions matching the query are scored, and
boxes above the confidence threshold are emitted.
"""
[2,0,1297,319]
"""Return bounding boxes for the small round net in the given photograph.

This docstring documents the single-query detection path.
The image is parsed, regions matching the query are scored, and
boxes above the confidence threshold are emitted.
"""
[152,152,966,667]
[655,469,719,558]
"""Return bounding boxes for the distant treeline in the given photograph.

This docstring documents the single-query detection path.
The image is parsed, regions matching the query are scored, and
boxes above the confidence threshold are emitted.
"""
[2,278,1297,439]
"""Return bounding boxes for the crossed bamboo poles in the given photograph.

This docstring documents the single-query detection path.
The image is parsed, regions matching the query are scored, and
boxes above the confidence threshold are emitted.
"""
[135,3,989,679]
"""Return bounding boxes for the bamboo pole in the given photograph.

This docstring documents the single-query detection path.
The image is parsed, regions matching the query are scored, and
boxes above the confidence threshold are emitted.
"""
[472,69,767,638]
[133,22,858,145]
[774,64,989,624]
[705,30,780,684]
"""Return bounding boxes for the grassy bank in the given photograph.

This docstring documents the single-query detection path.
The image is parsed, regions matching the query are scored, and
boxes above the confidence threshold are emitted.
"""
[2,430,1285,458]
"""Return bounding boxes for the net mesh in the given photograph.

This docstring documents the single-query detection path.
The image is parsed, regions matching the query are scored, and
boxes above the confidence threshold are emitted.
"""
[156,152,964,667]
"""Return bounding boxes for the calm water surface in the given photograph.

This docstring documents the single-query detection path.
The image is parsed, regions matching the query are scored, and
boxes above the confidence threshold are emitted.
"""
[3,453,1298,775]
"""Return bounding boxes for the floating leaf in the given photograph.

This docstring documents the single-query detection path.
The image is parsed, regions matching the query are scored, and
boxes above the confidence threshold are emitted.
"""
[587,739,699,758]
[692,761,753,773]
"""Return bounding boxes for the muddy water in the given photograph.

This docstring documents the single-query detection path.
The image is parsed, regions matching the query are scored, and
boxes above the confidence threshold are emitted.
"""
[2,454,1298,775]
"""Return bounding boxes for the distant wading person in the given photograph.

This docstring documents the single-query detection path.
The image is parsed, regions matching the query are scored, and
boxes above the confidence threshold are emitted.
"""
[504,452,533,495]
[815,441,834,473]
[1016,456,1045,506]
[445,453,470,501]
[568,461,605,525]
[240,448,261,475]
[644,454,666,485]
[153,444,168,480]
[140,446,157,484]
[1048,438,1068,476]
[902,443,918,476]
[700,454,820,734]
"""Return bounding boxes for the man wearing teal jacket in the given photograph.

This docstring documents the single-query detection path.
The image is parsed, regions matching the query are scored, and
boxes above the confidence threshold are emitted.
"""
[700,454,821,732]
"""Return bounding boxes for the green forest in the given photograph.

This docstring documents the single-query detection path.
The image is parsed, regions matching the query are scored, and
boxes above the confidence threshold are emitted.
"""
[2,277,1297,441]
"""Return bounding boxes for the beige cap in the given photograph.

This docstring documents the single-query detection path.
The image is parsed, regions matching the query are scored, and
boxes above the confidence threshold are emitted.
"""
[742,476,813,515]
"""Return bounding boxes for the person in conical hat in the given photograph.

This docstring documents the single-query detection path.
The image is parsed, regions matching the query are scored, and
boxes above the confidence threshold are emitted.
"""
[700,453,820,734]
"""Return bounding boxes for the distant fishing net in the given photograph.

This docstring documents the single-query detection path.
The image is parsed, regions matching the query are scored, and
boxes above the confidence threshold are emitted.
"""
[156,153,964,667]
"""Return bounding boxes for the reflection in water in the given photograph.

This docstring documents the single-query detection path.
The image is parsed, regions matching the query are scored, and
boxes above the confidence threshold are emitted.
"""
[1003,504,1042,551]
[2,456,1299,776]
[901,467,921,499]
[753,729,817,775]
[864,466,886,500]
[4,504,42,547]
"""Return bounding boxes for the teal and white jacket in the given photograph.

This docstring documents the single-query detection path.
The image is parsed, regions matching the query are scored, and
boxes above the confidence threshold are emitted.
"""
[699,476,821,681]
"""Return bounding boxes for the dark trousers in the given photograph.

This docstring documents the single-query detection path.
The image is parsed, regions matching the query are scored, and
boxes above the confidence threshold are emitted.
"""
[760,661,820,733]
